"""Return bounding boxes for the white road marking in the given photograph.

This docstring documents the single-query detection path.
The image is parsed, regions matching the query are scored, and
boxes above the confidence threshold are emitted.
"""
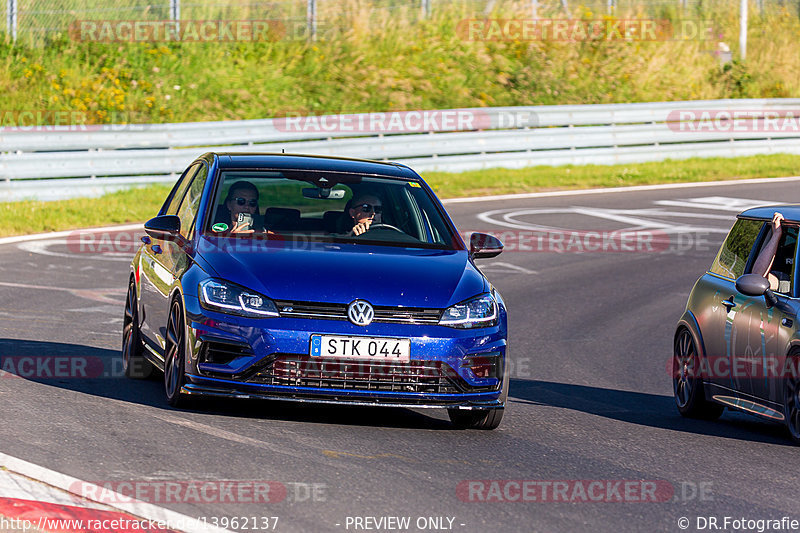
[147,412,308,460]
[17,239,133,262]
[482,262,537,275]
[0,223,143,246]
[476,207,730,235]
[441,175,800,204]
[653,196,784,211]
[0,469,106,508]
[0,281,124,305]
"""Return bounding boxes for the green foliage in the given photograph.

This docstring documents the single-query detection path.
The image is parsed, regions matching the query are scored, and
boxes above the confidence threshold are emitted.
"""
[1,2,799,123]
[713,60,754,98]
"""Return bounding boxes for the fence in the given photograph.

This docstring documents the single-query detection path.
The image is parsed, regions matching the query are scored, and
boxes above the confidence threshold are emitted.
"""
[4,0,800,43]
[2,98,800,201]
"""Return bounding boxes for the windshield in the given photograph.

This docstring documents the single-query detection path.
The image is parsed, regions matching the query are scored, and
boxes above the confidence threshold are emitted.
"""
[204,170,461,250]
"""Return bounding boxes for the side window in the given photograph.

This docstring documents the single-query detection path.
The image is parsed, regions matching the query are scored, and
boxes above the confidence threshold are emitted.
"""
[752,225,798,295]
[177,164,209,240]
[164,164,200,216]
[709,219,763,279]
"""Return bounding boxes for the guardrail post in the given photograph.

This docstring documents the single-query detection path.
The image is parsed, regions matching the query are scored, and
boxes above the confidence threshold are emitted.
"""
[169,0,179,21]
[560,0,569,16]
[607,0,614,13]
[531,0,538,18]
[421,0,430,19]
[739,0,747,60]
[307,0,317,40]
[7,0,17,41]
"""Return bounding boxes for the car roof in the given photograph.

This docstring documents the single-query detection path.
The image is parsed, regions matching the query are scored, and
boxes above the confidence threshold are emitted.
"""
[203,152,419,180]
[739,205,800,222]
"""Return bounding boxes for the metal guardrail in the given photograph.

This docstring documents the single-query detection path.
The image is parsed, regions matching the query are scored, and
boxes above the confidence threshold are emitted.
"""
[2,98,800,201]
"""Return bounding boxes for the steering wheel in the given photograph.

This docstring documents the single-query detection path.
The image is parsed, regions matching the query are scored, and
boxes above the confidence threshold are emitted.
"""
[365,223,405,233]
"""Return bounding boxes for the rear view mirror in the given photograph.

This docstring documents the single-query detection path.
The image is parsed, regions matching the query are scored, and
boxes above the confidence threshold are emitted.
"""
[470,233,504,259]
[303,187,346,199]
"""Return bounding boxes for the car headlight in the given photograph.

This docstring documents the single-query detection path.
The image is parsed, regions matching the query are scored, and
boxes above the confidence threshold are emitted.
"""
[199,279,279,318]
[439,294,498,328]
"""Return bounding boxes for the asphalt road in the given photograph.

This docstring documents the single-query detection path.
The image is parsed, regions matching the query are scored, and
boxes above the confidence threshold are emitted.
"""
[2,178,800,533]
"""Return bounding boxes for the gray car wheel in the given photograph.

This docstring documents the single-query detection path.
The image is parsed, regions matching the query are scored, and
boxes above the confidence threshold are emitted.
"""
[783,349,800,444]
[673,328,723,420]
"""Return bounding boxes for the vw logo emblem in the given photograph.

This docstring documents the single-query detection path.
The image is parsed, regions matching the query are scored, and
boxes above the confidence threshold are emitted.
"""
[348,300,374,326]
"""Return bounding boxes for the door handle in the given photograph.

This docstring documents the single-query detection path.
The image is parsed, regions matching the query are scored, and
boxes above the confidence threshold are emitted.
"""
[151,245,162,255]
[722,298,736,311]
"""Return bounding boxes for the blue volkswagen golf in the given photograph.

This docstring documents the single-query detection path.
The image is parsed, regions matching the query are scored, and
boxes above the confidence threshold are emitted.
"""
[124,153,509,429]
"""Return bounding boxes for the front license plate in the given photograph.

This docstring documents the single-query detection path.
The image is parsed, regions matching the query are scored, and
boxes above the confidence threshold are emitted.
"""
[310,335,411,362]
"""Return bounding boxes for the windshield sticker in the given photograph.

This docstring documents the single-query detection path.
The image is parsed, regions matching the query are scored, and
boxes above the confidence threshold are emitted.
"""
[212,222,229,232]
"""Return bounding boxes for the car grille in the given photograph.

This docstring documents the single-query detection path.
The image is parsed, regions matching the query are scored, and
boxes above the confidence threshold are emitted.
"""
[274,300,441,325]
[248,354,462,394]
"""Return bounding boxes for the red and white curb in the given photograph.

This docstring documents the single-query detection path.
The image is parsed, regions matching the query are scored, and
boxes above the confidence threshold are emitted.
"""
[0,453,231,533]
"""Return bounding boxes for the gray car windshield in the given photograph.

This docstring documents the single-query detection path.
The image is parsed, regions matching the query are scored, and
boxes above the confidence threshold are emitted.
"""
[205,170,460,249]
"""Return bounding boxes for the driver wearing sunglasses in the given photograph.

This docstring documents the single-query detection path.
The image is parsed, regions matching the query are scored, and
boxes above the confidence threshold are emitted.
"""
[218,181,262,233]
[349,194,383,236]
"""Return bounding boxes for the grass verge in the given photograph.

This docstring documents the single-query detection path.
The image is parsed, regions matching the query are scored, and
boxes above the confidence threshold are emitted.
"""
[2,153,799,237]
[1,2,799,123]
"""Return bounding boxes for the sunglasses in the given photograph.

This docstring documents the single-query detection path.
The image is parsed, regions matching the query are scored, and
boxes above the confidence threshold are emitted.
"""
[235,197,259,207]
[356,203,383,214]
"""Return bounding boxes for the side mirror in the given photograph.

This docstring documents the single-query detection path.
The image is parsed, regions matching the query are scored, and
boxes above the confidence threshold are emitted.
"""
[735,273,778,308]
[470,233,503,259]
[144,215,181,240]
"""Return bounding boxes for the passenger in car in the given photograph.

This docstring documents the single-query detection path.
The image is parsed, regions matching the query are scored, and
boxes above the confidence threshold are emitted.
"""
[752,211,788,291]
[213,181,264,233]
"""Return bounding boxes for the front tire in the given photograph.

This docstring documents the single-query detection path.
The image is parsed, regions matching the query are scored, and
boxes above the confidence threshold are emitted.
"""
[673,328,723,420]
[122,279,153,379]
[164,299,191,408]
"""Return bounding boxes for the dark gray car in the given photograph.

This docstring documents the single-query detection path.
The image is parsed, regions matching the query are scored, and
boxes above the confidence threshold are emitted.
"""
[674,205,800,443]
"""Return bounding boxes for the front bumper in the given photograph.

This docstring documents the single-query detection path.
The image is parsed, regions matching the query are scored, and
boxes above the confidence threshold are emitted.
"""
[183,297,508,408]
[181,382,505,409]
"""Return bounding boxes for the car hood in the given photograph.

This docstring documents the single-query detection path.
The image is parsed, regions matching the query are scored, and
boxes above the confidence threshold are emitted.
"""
[195,237,486,308]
